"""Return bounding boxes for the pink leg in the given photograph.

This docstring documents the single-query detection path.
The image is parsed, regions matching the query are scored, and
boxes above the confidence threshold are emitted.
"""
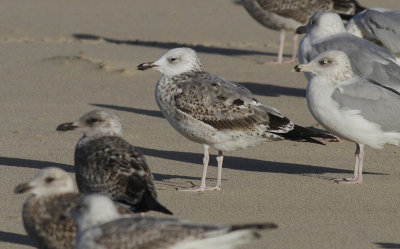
[179,144,209,192]
[283,34,298,64]
[206,151,223,191]
[335,143,364,184]
[264,29,285,65]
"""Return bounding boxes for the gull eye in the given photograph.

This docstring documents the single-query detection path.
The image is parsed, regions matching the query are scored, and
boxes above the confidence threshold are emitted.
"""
[87,118,99,124]
[45,177,55,183]
[168,57,177,63]
[319,59,330,65]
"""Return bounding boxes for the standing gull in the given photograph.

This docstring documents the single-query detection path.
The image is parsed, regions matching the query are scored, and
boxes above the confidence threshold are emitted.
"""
[70,194,278,249]
[296,12,400,92]
[137,47,335,191]
[56,110,172,215]
[346,8,400,54]
[294,50,400,184]
[14,167,79,249]
[241,0,364,64]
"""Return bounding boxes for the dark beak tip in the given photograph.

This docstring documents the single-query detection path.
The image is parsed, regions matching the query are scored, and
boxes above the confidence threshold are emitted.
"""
[14,183,31,194]
[137,63,147,71]
[56,122,76,132]
[294,65,302,72]
[295,26,307,34]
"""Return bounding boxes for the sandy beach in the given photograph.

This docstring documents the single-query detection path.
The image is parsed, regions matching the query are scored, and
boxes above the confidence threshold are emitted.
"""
[0,0,399,248]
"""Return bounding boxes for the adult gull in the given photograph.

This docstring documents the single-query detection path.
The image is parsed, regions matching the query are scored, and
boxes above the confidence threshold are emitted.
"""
[294,50,400,184]
[69,194,278,249]
[346,8,400,54]
[241,0,364,64]
[57,110,173,215]
[296,12,400,92]
[137,47,335,191]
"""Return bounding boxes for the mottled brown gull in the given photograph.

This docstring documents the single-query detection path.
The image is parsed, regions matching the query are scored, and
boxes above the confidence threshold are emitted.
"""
[56,110,172,215]
[14,167,80,249]
[241,0,364,64]
[137,47,335,191]
[295,50,400,184]
[70,194,278,249]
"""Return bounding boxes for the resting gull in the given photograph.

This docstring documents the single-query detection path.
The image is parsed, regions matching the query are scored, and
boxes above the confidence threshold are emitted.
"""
[296,12,400,92]
[56,110,173,215]
[241,0,364,64]
[346,8,400,54]
[137,47,335,191]
[14,167,79,249]
[294,50,400,184]
[69,194,278,249]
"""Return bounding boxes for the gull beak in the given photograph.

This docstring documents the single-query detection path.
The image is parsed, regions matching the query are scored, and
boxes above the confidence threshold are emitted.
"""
[137,62,157,71]
[295,25,307,34]
[14,183,33,194]
[294,64,312,73]
[56,122,78,131]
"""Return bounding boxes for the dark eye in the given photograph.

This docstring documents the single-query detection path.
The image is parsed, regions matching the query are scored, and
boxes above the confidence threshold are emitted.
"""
[319,58,331,65]
[45,177,55,183]
[87,118,99,124]
[168,57,177,63]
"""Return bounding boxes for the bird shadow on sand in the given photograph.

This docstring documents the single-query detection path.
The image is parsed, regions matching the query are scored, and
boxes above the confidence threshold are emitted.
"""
[375,242,400,248]
[0,231,32,247]
[0,157,74,172]
[73,33,276,57]
[91,104,163,118]
[238,81,306,97]
[137,146,385,177]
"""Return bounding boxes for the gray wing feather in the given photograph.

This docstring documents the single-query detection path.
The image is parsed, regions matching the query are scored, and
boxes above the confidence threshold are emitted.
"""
[358,9,400,53]
[332,78,400,132]
[310,34,400,92]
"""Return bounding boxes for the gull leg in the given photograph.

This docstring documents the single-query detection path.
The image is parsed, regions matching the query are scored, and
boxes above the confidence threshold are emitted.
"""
[265,29,285,65]
[283,34,298,64]
[335,143,364,184]
[205,151,223,191]
[179,145,209,192]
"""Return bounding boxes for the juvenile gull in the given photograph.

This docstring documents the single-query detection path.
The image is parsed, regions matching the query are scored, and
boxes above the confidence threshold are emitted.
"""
[242,0,364,64]
[14,167,79,249]
[137,47,335,191]
[56,110,172,215]
[70,194,278,249]
[346,8,400,54]
[296,12,400,92]
[294,50,400,184]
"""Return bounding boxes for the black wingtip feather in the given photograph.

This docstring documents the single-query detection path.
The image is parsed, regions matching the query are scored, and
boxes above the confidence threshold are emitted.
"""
[275,124,336,145]
[130,192,173,215]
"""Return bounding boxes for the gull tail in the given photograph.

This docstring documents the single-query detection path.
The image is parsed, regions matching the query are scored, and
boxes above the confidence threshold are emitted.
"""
[176,223,277,249]
[127,191,173,215]
[276,125,336,145]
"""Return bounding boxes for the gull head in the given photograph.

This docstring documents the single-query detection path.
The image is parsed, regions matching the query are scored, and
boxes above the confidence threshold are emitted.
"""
[69,194,120,232]
[137,47,202,77]
[296,12,346,38]
[56,110,122,138]
[294,50,355,83]
[14,167,75,197]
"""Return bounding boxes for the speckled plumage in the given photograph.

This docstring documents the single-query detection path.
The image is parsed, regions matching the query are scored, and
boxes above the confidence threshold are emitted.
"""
[71,195,278,249]
[138,48,335,191]
[57,110,172,214]
[22,193,79,249]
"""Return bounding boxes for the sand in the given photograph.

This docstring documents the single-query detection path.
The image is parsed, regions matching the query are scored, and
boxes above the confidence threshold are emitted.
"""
[0,0,399,248]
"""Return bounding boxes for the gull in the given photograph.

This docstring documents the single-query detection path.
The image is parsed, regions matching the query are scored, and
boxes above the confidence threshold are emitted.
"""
[14,167,79,249]
[56,109,173,215]
[241,0,364,64]
[137,47,335,191]
[70,194,278,249]
[294,50,400,184]
[346,8,400,54]
[296,12,400,92]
